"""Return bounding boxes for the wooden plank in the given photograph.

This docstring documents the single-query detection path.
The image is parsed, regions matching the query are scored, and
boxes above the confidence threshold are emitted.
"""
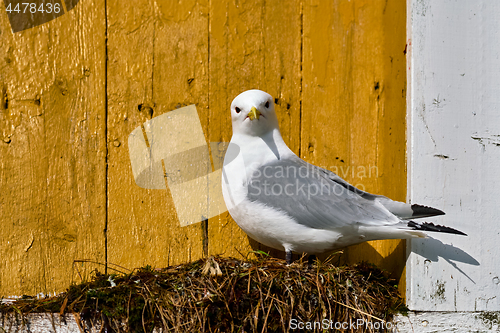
[207,0,302,259]
[106,0,210,269]
[407,0,499,311]
[152,0,210,265]
[301,0,407,293]
[0,314,83,333]
[0,1,106,295]
[0,0,408,297]
[106,0,157,270]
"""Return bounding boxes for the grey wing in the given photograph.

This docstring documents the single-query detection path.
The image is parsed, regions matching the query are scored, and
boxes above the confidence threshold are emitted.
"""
[317,167,445,219]
[246,156,401,230]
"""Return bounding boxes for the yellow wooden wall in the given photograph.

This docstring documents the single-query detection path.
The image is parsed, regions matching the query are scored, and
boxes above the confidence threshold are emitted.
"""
[0,0,406,297]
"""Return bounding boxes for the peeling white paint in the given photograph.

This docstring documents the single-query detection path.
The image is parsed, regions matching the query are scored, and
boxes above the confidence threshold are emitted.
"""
[1,312,499,332]
[394,312,500,332]
[0,313,166,332]
[407,0,500,312]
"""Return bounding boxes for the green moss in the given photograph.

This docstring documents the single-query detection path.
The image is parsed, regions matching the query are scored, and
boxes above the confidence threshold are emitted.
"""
[0,257,406,332]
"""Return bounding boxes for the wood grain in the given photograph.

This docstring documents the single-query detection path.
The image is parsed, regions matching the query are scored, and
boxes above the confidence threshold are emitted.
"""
[0,0,406,296]
[0,0,106,295]
[301,0,407,294]
[106,0,210,269]
[206,0,303,260]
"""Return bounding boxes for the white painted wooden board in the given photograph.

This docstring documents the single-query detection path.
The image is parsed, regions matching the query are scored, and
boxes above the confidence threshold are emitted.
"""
[0,314,85,333]
[0,313,165,332]
[407,0,500,311]
[394,312,500,332]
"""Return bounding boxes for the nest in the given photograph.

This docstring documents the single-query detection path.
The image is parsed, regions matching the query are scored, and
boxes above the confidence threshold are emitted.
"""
[0,255,406,332]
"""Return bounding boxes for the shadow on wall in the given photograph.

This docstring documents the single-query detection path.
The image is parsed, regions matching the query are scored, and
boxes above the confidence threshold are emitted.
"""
[412,237,479,283]
[248,237,407,281]
[4,0,81,33]
[249,236,479,285]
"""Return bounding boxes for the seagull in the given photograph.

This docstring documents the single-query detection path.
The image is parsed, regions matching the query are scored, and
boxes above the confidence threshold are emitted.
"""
[221,89,466,264]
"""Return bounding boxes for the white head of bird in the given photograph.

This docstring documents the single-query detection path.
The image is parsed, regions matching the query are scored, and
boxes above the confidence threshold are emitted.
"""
[230,90,280,137]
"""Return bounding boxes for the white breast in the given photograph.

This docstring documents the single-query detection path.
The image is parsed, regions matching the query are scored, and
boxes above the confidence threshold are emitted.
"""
[222,129,353,254]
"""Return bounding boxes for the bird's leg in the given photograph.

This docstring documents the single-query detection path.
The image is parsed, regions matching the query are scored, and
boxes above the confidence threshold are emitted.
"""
[286,251,293,265]
[308,254,316,269]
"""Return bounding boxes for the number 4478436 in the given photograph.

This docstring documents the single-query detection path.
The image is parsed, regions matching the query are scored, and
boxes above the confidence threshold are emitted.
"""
[6,2,61,14]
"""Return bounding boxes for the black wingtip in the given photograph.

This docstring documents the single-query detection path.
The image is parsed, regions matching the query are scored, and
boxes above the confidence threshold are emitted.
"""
[408,221,467,236]
[411,204,446,218]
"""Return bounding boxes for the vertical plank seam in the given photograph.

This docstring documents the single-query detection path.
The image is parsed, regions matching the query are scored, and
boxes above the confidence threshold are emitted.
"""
[104,0,109,275]
[151,4,159,262]
[376,72,380,192]
[152,6,156,105]
[298,0,304,158]
[203,0,211,258]
[348,3,354,168]
[262,0,266,84]
[41,74,48,293]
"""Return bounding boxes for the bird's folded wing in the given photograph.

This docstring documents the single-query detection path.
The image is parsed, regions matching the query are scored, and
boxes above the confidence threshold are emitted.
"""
[318,167,445,219]
[246,156,401,230]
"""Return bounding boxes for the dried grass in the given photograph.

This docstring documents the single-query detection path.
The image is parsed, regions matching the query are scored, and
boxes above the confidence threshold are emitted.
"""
[0,255,406,332]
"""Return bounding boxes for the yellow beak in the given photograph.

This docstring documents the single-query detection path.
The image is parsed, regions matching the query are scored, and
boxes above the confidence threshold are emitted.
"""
[248,106,261,120]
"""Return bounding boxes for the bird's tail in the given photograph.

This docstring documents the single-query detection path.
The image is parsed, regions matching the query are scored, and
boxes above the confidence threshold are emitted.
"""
[407,221,467,236]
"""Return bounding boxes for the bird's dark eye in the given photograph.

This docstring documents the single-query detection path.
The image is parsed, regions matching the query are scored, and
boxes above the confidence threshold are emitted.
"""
[235,107,241,113]
[265,101,270,108]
